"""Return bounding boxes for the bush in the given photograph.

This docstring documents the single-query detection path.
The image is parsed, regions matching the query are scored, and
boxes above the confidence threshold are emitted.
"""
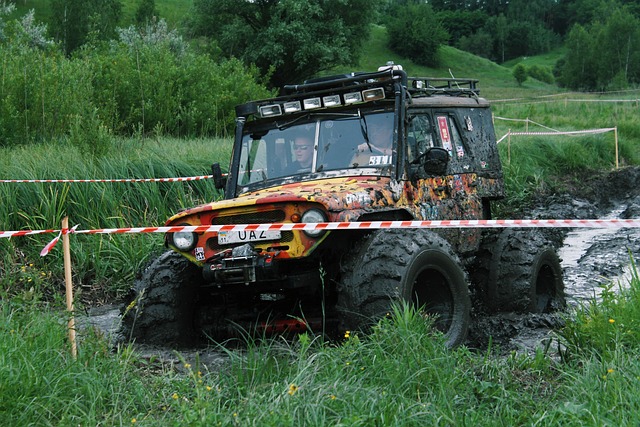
[0,14,273,148]
[512,63,528,86]
[528,65,554,84]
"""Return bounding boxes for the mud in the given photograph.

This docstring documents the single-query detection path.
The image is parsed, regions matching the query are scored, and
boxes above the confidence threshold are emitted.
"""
[469,166,640,355]
[81,166,640,366]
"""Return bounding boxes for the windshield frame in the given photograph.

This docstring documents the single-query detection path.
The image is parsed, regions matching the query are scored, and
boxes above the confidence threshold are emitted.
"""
[229,105,398,196]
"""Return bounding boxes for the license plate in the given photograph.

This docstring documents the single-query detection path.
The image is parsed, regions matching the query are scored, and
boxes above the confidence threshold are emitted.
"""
[218,230,281,245]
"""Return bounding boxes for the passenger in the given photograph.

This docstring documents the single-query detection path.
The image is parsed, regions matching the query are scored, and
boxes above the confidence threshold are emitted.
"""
[351,119,394,166]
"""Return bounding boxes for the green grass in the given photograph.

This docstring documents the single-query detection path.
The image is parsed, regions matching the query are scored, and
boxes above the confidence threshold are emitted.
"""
[3,273,640,426]
[503,47,567,69]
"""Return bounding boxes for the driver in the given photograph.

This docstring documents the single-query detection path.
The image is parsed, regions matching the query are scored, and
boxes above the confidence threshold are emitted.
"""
[286,135,314,173]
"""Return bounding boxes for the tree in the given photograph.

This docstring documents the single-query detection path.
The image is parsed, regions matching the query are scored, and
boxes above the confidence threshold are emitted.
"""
[49,0,122,55]
[512,63,527,86]
[187,0,380,88]
[135,0,158,26]
[557,6,640,90]
[387,2,449,67]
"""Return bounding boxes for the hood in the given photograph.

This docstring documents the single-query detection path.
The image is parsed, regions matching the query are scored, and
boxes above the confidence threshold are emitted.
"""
[167,176,402,224]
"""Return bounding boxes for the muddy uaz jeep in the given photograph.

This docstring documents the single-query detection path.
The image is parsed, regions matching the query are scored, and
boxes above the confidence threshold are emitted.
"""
[122,65,565,347]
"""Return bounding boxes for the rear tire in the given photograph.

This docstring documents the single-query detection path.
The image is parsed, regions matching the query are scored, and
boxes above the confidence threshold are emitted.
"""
[337,229,470,348]
[474,230,565,313]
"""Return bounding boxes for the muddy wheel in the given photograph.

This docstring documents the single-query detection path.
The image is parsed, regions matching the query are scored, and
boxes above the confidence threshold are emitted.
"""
[337,229,470,348]
[476,230,565,313]
[120,251,202,345]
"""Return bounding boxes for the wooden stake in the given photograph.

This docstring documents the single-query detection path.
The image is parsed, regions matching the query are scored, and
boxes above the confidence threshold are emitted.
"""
[507,129,511,164]
[62,217,77,359]
[614,126,619,169]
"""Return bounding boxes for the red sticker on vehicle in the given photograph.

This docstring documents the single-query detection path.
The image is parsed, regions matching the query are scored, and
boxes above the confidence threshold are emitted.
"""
[437,116,453,153]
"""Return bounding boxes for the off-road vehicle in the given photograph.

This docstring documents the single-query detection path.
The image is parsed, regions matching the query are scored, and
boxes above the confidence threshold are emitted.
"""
[122,65,565,347]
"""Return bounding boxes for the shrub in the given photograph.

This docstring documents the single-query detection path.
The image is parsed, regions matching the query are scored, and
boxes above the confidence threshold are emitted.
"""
[528,65,554,84]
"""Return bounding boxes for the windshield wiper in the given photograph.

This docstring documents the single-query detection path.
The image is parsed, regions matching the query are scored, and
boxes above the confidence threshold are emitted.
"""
[359,110,373,152]
[276,113,310,131]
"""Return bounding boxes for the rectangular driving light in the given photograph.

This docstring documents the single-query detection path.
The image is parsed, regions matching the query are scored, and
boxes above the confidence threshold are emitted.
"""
[322,94,341,107]
[283,101,302,113]
[344,91,363,104]
[362,87,385,102]
[303,97,322,110]
[259,104,282,118]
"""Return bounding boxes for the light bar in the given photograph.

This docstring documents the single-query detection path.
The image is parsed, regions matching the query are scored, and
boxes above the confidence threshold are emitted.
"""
[322,94,341,107]
[259,104,282,118]
[303,97,322,110]
[283,101,302,113]
[362,87,385,102]
[344,92,363,104]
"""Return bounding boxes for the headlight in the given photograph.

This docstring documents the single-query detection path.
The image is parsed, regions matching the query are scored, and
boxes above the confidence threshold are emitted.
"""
[301,209,327,237]
[171,231,198,251]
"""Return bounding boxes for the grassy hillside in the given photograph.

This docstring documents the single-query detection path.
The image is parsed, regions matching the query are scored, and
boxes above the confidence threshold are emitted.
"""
[342,25,560,100]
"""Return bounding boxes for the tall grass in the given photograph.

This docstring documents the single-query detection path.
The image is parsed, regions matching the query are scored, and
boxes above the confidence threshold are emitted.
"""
[0,137,231,300]
[4,273,640,427]
[0,299,153,426]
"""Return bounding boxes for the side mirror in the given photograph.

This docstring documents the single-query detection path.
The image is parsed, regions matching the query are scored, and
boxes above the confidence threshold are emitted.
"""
[422,147,449,175]
[211,163,227,190]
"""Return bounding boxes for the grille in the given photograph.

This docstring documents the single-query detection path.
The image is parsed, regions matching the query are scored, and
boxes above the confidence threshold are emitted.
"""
[211,210,286,225]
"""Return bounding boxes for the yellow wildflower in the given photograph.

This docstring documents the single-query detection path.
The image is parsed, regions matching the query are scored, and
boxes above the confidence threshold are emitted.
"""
[172,393,179,400]
[344,330,351,339]
[131,418,137,424]
[609,318,615,324]
[607,368,615,374]
[288,384,299,396]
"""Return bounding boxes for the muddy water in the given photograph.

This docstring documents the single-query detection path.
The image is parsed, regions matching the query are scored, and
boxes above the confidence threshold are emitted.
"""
[560,206,639,306]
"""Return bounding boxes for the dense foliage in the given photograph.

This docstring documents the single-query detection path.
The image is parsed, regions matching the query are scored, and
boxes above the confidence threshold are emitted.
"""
[186,0,381,88]
[0,9,272,147]
[386,2,448,67]
[557,7,640,90]
[49,0,122,54]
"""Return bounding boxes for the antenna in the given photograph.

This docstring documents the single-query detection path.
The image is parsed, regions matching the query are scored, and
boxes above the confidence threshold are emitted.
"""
[449,69,461,89]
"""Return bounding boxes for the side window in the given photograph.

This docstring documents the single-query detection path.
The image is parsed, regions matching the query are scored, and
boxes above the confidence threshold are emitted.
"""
[435,115,466,159]
[407,114,435,163]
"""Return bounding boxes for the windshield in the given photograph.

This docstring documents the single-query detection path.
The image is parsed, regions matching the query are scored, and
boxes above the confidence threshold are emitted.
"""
[236,110,395,190]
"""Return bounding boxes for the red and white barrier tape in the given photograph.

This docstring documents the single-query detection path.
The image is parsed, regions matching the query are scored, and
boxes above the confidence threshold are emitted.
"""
[1,175,215,184]
[1,218,638,256]
[497,128,616,144]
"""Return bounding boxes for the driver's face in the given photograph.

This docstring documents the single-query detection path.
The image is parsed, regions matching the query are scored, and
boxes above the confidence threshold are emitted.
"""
[293,137,313,166]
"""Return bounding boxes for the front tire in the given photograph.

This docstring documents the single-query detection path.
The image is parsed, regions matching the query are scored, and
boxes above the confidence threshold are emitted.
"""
[337,229,470,348]
[120,251,202,345]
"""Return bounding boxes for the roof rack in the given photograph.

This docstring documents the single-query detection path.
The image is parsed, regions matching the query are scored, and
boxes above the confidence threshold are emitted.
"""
[407,77,480,98]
